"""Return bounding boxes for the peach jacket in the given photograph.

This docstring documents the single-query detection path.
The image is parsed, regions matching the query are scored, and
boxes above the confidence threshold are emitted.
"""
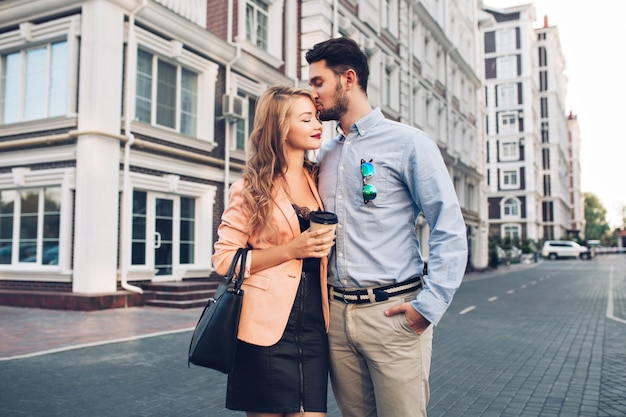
[211,170,330,347]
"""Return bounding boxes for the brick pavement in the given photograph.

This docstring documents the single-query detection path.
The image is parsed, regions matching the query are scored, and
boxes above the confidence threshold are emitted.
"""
[1,257,624,417]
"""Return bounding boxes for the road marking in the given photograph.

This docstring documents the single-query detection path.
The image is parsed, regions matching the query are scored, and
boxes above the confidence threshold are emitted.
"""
[520,285,527,289]
[531,281,537,285]
[607,263,626,325]
[459,306,477,315]
[507,290,515,294]
[0,327,195,362]
[488,296,498,302]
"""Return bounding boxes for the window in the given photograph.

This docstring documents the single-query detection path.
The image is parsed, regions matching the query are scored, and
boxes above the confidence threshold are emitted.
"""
[382,0,390,29]
[499,112,517,134]
[502,170,518,188]
[542,148,550,169]
[540,97,549,118]
[500,141,518,160]
[180,197,195,264]
[1,41,67,125]
[503,198,519,217]
[497,56,517,79]
[235,92,257,152]
[543,174,551,196]
[538,46,547,67]
[466,184,475,212]
[496,28,516,52]
[541,121,549,143]
[246,0,269,50]
[384,68,392,107]
[0,187,60,265]
[539,70,548,92]
[135,49,198,136]
[497,84,516,107]
[503,224,520,241]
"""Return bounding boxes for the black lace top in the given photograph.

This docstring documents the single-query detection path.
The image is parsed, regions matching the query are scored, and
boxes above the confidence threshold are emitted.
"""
[293,204,321,273]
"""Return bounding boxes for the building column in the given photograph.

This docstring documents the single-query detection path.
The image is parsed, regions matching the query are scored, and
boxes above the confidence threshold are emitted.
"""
[73,0,125,293]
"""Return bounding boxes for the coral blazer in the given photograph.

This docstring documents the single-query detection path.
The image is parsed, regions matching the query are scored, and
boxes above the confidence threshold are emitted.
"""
[211,170,330,347]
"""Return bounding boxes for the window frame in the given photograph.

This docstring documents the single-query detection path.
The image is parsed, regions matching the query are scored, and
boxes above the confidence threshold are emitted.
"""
[502,197,520,218]
[498,112,518,134]
[500,140,519,161]
[501,169,519,190]
[238,0,284,67]
[130,27,219,150]
[496,28,516,52]
[502,223,521,241]
[0,168,74,274]
[0,16,80,132]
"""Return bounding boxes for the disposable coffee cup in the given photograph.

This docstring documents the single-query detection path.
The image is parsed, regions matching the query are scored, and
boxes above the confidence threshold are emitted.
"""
[309,211,338,234]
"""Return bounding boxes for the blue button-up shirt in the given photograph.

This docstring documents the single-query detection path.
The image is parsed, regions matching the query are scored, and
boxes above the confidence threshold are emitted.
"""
[317,108,467,325]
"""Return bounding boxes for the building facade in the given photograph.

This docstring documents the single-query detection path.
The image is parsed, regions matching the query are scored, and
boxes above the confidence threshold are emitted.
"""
[1,0,490,309]
[483,5,580,246]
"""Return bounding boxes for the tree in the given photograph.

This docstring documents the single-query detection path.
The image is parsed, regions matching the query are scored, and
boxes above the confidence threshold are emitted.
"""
[584,193,610,241]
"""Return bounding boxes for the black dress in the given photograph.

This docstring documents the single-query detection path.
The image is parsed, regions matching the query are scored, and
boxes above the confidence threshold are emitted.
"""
[225,206,329,413]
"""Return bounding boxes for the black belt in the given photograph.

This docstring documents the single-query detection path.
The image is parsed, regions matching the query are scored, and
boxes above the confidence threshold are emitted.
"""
[330,276,423,304]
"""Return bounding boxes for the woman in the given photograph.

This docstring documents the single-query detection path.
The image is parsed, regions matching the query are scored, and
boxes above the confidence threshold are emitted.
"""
[212,86,335,417]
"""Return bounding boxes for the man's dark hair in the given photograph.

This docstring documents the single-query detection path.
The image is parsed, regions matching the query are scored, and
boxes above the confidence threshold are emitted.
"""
[305,37,369,93]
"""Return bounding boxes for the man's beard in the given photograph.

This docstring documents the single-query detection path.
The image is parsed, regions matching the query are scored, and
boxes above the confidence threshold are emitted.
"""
[318,88,349,122]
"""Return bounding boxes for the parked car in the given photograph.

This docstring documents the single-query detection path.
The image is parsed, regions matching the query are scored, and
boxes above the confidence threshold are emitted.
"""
[541,240,592,260]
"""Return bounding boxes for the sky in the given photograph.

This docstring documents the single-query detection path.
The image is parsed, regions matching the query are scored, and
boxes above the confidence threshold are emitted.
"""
[485,0,626,228]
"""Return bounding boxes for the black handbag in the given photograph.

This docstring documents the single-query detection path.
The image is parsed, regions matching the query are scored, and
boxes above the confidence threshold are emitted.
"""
[188,248,248,373]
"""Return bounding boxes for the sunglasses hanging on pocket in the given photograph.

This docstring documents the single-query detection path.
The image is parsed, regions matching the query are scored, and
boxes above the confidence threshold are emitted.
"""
[361,159,377,204]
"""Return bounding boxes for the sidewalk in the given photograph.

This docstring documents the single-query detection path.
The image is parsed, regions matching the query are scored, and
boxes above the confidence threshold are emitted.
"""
[0,304,202,360]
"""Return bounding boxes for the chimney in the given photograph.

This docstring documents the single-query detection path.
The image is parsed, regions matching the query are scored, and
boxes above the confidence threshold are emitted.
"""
[544,15,549,28]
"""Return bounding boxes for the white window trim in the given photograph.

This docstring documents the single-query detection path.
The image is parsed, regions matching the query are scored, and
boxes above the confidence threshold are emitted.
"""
[0,168,75,279]
[496,28,516,53]
[238,0,284,67]
[0,15,80,132]
[501,197,521,219]
[496,55,516,79]
[124,172,217,280]
[501,223,521,241]
[500,140,519,161]
[501,169,519,190]
[499,112,518,135]
[130,26,218,147]
[228,75,267,159]
[498,83,516,108]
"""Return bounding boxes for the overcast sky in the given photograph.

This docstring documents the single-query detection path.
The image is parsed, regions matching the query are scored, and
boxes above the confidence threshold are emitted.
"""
[484,0,626,228]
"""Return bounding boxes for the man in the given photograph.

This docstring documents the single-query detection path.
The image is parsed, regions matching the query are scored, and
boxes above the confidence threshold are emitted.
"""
[305,37,468,417]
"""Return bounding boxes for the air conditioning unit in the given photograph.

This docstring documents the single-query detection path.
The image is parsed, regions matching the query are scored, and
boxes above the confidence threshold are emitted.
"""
[222,94,245,120]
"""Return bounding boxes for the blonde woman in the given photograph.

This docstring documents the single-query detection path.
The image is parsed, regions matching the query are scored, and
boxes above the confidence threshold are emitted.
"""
[212,86,335,417]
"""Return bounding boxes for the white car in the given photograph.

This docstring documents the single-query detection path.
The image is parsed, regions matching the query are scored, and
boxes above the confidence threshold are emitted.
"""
[541,240,592,260]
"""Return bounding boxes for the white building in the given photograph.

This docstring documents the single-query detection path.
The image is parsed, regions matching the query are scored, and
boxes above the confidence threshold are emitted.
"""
[0,0,487,310]
[482,4,578,246]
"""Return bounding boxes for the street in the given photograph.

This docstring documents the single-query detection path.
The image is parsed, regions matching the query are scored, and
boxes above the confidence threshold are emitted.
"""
[1,255,624,416]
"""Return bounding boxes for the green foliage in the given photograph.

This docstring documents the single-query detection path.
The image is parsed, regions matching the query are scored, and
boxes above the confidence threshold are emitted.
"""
[584,192,610,240]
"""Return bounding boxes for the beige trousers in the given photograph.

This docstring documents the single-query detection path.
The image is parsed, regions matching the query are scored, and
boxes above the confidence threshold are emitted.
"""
[328,290,433,417]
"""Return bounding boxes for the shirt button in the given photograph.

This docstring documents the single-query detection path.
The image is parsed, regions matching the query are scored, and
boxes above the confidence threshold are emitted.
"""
[338,252,344,257]
[338,223,343,229]
[342,280,349,285]
[338,195,343,200]
[340,166,344,171]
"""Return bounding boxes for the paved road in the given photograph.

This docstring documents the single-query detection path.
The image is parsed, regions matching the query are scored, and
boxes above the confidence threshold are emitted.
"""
[0,255,624,416]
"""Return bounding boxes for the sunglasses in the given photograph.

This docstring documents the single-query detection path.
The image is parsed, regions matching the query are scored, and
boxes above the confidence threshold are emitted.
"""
[361,159,377,204]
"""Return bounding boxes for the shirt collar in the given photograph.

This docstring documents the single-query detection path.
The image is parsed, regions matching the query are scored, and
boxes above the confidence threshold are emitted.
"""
[335,108,383,140]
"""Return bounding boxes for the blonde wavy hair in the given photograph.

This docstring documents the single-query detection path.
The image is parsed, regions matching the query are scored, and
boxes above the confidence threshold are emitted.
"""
[241,86,319,240]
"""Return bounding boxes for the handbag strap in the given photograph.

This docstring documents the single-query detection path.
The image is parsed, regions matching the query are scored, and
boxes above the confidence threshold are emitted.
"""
[224,248,248,294]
